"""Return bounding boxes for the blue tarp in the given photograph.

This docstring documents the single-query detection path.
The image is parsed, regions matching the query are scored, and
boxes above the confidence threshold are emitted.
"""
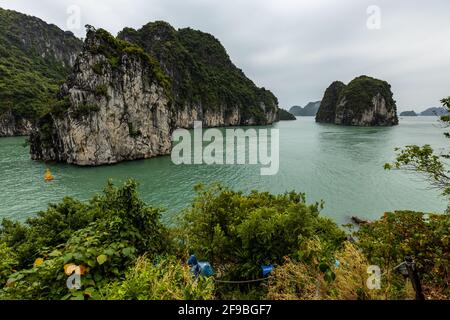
[261,265,274,277]
[188,255,214,277]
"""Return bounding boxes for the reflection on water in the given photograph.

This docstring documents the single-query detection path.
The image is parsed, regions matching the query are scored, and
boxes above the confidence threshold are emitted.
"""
[0,117,447,225]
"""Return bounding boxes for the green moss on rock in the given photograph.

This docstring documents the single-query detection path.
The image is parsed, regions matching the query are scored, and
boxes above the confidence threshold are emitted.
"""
[88,28,171,93]
[315,81,346,123]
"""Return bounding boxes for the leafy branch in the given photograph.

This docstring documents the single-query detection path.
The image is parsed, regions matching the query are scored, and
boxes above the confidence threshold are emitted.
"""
[385,96,450,210]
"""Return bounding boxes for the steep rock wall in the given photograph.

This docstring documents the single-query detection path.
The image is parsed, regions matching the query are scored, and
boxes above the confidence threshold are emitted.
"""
[30,26,278,165]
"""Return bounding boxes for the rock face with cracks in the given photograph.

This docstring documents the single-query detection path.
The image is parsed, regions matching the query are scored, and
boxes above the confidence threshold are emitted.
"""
[30,25,279,165]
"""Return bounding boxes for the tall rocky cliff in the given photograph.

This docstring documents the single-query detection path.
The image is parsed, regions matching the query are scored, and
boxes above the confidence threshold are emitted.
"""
[30,25,279,165]
[0,7,83,136]
[315,81,346,123]
[315,76,398,126]
[117,21,278,127]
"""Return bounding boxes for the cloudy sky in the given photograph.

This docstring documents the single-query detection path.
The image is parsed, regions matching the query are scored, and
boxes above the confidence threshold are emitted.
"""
[1,0,449,111]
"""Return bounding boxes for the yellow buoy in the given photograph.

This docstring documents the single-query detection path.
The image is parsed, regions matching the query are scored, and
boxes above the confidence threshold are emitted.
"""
[44,168,54,182]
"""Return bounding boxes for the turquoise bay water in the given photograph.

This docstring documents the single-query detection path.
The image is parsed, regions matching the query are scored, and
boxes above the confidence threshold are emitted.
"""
[0,117,447,224]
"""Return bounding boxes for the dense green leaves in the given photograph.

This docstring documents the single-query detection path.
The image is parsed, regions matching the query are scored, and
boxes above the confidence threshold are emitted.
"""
[355,211,450,297]
[0,179,448,300]
[0,197,97,268]
[0,8,82,120]
[0,243,17,287]
[0,179,169,300]
[102,256,215,300]
[180,184,346,280]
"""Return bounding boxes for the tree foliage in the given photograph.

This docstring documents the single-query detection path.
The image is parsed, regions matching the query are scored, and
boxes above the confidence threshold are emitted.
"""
[355,211,449,298]
[117,22,278,123]
[0,180,169,300]
[102,256,215,300]
[385,96,450,209]
[0,8,82,120]
[0,181,448,300]
[179,184,346,280]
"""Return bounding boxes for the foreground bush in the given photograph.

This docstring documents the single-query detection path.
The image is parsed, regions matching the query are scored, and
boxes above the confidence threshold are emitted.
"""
[102,256,215,300]
[0,197,103,269]
[327,242,386,300]
[267,241,385,300]
[180,184,346,281]
[355,211,450,299]
[0,180,169,300]
[0,181,448,300]
[0,243,17,287]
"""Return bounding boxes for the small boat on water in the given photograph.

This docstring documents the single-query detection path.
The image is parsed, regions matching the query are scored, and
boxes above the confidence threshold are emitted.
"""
[44,168,54,182]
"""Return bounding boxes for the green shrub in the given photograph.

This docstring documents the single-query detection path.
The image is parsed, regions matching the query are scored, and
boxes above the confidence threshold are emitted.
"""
[92,62,105,75]
[1,180,449,300]
[179,184,346,280]
[50,96,71,115]
[0,180,170,300]
[0,243,18,287]
[71,103,100,118]
[356,211,450,298]
[0,197,97,269]
[102,255,215,300]
[108,56,120,69]
[267,241,387,300]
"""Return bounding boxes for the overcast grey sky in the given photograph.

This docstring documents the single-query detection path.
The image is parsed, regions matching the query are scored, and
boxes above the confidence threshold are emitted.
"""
[1,0,449,111]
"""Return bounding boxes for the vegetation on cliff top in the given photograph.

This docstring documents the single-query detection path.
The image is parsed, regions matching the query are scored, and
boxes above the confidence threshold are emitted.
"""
[337,75,396,114]
[87,27,171,93]
[0,7,82,120]
[118,21,278,122]
[316,76,398,125]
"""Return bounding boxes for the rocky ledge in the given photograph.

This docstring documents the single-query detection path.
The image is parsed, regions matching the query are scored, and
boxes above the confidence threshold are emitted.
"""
[0,111,32,137]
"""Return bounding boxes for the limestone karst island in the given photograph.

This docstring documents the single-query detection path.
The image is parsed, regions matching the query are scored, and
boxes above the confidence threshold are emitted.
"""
[315,76,398,126]
[0,1,448,309]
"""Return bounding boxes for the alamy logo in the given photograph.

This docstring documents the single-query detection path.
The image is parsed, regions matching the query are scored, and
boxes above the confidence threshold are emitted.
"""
[171,121,280,175]
[367,265,381,290]
[65,264,82,290]
[66,5,81,31]
[366,5,381,30]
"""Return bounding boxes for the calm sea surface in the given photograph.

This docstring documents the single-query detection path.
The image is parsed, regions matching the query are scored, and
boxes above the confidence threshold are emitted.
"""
[0,117,446,224]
